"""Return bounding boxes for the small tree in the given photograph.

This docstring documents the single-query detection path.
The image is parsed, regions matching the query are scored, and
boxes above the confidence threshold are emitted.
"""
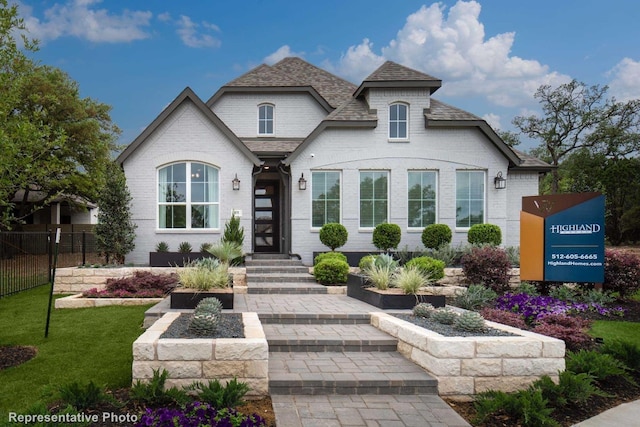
[319,223,348,251]
[95,162,136,264]
[222,214,244,246]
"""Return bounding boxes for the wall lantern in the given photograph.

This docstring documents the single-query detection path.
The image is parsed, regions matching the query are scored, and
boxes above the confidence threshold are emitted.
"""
[298,173,307,190]
[494,171,507,190]
[232,174,240,191]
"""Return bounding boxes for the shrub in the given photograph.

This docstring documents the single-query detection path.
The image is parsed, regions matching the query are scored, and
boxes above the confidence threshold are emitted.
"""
[405,256,445,281]
[372,223,401,252]
[424,244,459,267]
[566,350,634,385]
[57,381,111,411]
[603,249,640,297]
[533,371,606,408]
[532,322,593,352]
[395,245,424,265]
[421,224,452,249]
[314,251,347,266]
[319,223,348,251]
[186,377,250,408]
[207,241,243,264]
[314,259,349,284]
[473,389,556,427]
[82,270,178,298]
[178,241,192,253]
[515,281,540,296]
[600,340,640,372]
[549,285,578,302]
[467,223,502,246]
[454,284,497,311]
[155,241,169,252]
[222,214,245,246]
[461,246,512,293]
[130,369,189,407]
[391,266,426,294]
[480,308,528,330]
[358,255,377,271]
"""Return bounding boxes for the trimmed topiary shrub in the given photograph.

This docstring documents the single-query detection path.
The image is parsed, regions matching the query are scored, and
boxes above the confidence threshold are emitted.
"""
[405,256,445,281]
[319,223,348,251]
[461,246,512,293]
[603,249,640,298]
[314,259,349,284]
[467,223,502,246]
[314,251,348,266]
[372,223,401,252]
[421,224,452,249]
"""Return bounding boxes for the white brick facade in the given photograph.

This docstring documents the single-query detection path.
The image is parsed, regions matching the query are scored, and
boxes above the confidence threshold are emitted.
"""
[118,58,545,266]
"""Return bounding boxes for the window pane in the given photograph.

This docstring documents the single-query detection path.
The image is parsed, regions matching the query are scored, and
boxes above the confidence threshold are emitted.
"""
[398,104,407,120]
[374,200,388,225]
[456,171,484,227]
[360,201,373,228]
[360,171,388,227]
[360,173,373,199]
[312,172,340,227]
[266,121,273,134]
[255,199,272,208]
[398,122,407,138]
[160,205,186,228]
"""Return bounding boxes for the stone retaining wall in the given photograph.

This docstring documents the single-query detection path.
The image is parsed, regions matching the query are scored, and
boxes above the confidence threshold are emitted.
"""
[370,311,565,400]
[55,294,164,309]
[132,312,268,397]
[54,266,247,294]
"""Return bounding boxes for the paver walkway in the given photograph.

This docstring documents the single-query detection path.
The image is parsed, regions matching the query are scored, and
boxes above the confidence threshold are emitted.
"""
[237,256,471,427]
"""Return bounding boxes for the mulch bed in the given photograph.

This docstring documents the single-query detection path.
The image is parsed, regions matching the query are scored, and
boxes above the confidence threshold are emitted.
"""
[0,345,37,370]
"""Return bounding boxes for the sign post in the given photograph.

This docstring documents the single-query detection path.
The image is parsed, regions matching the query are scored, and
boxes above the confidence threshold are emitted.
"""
[521,193,605,283]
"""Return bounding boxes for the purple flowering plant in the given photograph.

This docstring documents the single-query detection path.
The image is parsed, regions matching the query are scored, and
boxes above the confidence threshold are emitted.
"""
[136,401,266,427]
[495,292,625,324]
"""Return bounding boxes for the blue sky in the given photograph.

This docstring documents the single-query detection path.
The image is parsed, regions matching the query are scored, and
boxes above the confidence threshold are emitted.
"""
[16,0,640,151]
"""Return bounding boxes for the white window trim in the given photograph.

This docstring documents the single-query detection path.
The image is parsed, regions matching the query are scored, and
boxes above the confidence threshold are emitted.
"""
[407,170,439,231]
[310,170,342,230]
[388,102,409,142]
[358,170,390,231]
[257,103,275,137]
[156,162,220,231]
[454,170,486,231]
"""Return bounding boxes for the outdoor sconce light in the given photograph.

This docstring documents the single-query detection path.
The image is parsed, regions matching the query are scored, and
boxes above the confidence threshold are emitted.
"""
[232,174,240,191]
[298,173,307,190]
[494,171,507,190]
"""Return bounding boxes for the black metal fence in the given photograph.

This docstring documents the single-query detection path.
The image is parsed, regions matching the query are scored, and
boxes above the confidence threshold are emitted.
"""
[0,228,100,298]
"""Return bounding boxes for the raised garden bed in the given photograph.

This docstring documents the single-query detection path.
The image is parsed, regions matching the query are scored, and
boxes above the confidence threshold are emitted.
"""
[55,294,164,309]
[371,311,565,399]
[346,273,446,309]
[169,288,234,309]
[132,311,268,396]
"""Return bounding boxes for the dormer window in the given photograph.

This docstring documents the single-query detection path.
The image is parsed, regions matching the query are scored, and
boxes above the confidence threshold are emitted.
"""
[258,104,274,136]
[389,103,408,140]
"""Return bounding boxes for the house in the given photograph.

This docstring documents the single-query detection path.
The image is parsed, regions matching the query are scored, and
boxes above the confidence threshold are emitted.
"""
[117,57,550,265]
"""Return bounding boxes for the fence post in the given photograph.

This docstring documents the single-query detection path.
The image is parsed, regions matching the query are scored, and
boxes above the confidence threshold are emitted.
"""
[82,231,86,266]
[47,230,54,283]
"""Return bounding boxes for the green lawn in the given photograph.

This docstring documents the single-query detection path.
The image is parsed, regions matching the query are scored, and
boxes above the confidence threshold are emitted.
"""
[589,320,640,348]
[0,285,152,414]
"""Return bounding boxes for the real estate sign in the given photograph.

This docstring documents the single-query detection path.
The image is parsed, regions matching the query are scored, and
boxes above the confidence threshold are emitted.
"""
[520,193,605,283]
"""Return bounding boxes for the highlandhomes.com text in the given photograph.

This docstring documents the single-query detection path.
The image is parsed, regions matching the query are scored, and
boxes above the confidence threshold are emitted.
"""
[547,260,603,267]
[8,412,138,424]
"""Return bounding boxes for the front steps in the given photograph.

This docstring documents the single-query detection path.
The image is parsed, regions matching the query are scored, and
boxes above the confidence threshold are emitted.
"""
[245,257,439,397]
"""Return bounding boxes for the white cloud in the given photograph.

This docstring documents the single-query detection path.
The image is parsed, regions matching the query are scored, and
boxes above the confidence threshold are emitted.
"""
[21,0,152,43]
[157,12,172,23]
[264,45,305,64]
[331,1,570,109]
[607,58,640,102]
[482,113,502,130]
[176,15,221,48]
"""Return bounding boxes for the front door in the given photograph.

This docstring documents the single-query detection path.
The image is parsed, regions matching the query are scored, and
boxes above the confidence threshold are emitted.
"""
[254,180,280,252]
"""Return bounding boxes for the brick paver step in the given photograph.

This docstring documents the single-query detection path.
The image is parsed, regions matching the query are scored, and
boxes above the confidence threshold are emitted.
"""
[245,259,304,267]
[259,313,371,325]
[246,265,310,274]
[247,273,316,283]
[265,323,398,352]
[248,283,329,294]
[269,351,438,395]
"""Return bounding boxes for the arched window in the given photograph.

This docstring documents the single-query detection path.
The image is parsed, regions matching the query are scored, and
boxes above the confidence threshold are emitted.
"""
[389,103,408,140]
[258,104,274,136]
[158,162,219,229]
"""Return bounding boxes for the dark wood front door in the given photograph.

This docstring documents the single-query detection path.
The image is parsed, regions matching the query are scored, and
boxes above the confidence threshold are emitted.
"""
[254,180,280,252]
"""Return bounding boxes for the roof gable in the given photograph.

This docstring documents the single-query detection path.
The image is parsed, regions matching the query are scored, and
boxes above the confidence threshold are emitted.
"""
[116,87,261,166]
[353,61,442,98]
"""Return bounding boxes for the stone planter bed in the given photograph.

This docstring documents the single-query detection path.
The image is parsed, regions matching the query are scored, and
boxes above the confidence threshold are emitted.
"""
[55,293,164,309]
[370,311,565,400]
[132,312,268,397]
[346,274,446,309]
[170,288,234,309]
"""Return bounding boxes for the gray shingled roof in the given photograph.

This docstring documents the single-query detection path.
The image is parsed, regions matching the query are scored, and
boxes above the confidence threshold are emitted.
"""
[426,99,483,122]
[512,149,554,170]
[218,57,356,110]
[242,139,303,154]
[326,98,377,121]
[364,61,442,83]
